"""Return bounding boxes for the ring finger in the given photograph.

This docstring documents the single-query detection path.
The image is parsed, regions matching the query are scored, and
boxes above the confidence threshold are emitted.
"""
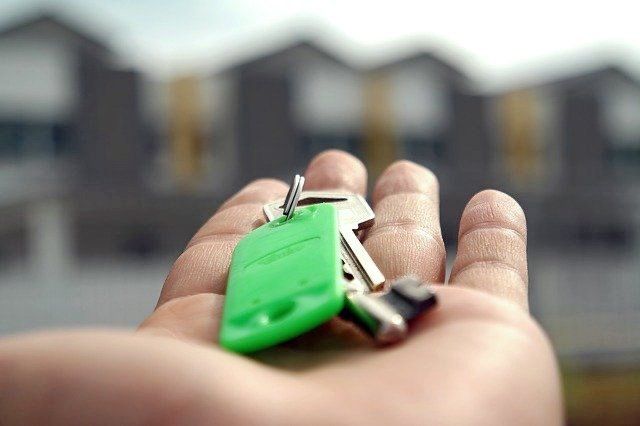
[364,160,446,283]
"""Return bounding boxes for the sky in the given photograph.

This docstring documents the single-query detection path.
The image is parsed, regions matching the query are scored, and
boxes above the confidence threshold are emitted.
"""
[2,0,640,87]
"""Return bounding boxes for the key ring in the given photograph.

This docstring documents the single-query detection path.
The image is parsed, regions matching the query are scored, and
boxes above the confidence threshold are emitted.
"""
[282,174,305,220]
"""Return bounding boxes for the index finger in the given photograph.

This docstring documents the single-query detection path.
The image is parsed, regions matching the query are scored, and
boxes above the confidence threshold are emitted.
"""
[157,178,288,306]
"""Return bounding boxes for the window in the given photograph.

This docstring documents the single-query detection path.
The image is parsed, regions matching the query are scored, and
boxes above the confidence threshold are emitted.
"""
[402,135,445,164]
[301,133,362,160]
[0,121,74,159]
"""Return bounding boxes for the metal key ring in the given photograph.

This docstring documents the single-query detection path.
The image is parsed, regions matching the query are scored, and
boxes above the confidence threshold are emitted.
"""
[282,174,305,220]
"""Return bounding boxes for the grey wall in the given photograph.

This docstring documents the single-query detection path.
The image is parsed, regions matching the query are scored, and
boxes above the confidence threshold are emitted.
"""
[236,70,298,181]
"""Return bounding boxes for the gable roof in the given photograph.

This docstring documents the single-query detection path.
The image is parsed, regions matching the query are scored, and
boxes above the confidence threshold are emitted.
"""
[0,12,110,54]
[547,64,640,90]
[369,50,472,89]
[221,38,356,74]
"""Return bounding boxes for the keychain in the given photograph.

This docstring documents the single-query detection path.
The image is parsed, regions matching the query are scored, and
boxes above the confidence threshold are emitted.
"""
[220,175,437,353]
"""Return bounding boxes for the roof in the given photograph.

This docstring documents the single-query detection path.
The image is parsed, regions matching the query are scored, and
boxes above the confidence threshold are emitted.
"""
[220,38,356,75]
[0,12,110,54]
[541,64,640,91]
[372,50,464,75]
[369,50,471,86]
[485,56,640,95]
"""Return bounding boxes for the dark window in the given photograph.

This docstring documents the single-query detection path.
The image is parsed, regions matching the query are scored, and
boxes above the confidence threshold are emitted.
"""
[301,133,362,161]
[574,225,634,247]
[403,135,445,164]
[0,121,74,159]
[609,146,640,165]
[52,123,75,155]
[119,229,161,258]
[0,123,22,157]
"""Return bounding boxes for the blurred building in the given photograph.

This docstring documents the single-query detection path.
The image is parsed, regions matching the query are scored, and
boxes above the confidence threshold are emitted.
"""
[0,14,149,190]
[206,40,365,181]
[492,66,640,246]
[205,45,492,239]
[0,13,219,295]
[366,52,491,239]
[0,13,142,271]
[490,66,640,364]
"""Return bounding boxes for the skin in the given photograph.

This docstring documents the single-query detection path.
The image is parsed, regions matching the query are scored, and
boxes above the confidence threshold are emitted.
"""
[0,150,563,425]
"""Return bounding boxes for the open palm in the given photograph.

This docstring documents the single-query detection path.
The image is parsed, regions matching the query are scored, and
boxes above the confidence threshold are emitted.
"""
[0,150,562,425]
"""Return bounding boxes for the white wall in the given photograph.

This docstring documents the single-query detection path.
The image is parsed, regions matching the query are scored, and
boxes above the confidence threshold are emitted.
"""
[534,87,563,187]
[0,34,77,122]
[602,75,640,148]
[292,51,363,134]
[388,61,449,138]
[205,71,240,188]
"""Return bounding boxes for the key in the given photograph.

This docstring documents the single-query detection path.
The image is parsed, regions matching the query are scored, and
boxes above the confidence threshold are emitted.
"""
[219,203,344,353]
[342,277,438,344]
[264,191,385,291]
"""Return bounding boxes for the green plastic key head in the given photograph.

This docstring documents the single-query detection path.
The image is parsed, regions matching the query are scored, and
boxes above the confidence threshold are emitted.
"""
[220,203,343,353]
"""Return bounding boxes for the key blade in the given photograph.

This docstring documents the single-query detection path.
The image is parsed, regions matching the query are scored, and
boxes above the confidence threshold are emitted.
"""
[340,224,385,291]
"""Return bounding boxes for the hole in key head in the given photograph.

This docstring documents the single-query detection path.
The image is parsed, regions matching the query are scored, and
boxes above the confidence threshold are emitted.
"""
[298,197,348,206]
[290,197,347,207]
[342,262,355,281]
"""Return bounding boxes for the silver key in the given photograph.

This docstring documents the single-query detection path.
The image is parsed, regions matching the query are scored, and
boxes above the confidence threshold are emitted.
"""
[264,191,385,291]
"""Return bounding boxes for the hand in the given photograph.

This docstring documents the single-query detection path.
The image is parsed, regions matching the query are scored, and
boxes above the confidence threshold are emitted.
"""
[0,150,562,425]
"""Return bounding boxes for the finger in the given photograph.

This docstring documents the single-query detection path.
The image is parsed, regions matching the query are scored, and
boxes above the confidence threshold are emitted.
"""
[139,293,224,343]
[0,330,305,425]
[304,150,367,195]
[157,178,288,306]
[364,160,446,283]
[448,190,529,309]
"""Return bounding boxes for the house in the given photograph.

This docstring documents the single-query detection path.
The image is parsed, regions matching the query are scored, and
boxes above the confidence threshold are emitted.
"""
[0,13,215,281]
[209,40,364,182]
[0,13,139,273]
[367,51,490,239]
[491,65,640,247]
[367,51,472,171]
[0,13,146,191]
[489,65,640,363]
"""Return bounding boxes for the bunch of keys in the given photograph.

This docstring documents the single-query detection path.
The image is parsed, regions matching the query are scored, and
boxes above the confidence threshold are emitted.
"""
[219,175,438,353]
